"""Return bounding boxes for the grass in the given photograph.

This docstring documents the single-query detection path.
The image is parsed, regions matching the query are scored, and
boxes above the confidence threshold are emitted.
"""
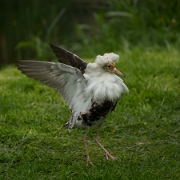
[0,48,180,179]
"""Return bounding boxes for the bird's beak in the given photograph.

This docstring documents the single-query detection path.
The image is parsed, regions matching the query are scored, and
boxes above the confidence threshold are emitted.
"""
[113,68,126,77]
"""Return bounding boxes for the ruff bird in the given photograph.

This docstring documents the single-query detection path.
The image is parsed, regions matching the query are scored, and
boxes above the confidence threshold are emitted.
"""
[15,44,129,166]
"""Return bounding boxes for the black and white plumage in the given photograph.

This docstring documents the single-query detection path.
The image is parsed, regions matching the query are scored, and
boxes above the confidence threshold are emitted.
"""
[15,44,129,166]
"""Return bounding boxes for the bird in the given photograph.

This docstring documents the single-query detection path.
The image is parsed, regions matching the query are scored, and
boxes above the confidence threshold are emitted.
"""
[15,44,129,166]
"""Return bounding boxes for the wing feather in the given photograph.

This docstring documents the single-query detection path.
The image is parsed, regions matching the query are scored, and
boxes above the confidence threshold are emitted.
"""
[50,44,87,74]
[15,60,88,109]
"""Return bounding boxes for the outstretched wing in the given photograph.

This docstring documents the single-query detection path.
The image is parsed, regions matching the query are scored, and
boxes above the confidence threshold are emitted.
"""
[50,44,87,74]
[15,60,88,110]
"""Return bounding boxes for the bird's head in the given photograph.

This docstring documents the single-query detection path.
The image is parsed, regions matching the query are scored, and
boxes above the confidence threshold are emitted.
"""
[95,53,125,77]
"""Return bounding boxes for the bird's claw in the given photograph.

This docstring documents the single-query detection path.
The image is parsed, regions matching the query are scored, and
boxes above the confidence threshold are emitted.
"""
[86,160,94,166]
[105,152,117,161]
[86,156,94,166]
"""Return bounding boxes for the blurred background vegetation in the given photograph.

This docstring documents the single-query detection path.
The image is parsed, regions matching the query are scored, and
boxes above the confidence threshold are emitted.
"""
[0,0,180,67]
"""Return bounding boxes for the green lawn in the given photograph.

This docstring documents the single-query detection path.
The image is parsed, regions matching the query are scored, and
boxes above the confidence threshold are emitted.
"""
[0,48,180,179]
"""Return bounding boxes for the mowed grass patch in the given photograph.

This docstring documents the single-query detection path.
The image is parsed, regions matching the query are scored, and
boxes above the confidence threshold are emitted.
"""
[0,48,180,179]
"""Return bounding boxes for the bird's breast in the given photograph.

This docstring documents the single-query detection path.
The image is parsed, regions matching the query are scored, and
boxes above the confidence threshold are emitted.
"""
[85,73,126,103]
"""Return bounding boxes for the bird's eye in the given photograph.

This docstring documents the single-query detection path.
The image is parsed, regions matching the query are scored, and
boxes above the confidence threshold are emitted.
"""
[107,65,111,68]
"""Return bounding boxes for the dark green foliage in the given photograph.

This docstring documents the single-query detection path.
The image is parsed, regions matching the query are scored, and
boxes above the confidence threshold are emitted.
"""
[0,0,180,65]
[74,0,180,56]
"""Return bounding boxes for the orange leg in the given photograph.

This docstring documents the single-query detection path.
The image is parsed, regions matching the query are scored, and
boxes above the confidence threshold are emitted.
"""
[94,126,117,160]
[83,129,94,166]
